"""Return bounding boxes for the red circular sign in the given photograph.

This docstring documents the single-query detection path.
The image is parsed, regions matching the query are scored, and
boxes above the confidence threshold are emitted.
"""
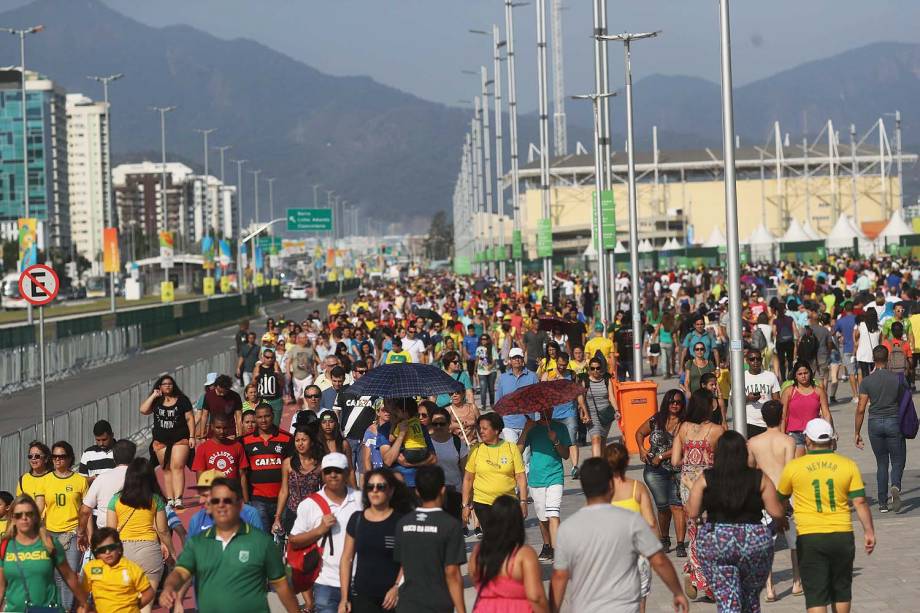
[18,264,60,306]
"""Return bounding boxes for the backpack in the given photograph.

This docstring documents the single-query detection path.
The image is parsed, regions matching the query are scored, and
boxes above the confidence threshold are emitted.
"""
[797,334,818,362]
[887,342,908,375]
[287,493,333,591]
[751,327,768,351]
[897,374,919,439]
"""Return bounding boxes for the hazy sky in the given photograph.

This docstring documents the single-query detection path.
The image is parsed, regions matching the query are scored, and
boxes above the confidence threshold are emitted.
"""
[48,1,920,110]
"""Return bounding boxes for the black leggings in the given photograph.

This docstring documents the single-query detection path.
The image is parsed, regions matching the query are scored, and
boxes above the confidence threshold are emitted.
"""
[775,340,795,381]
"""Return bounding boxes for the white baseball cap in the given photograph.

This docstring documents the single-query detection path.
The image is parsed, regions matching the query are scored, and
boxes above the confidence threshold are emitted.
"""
[509,347,524,358]
[321,452,349,471]
[204,372,218,386]
[804,418,835,443]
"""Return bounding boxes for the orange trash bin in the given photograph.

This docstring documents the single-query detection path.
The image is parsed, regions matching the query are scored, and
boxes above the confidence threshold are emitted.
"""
[614,380,659,454]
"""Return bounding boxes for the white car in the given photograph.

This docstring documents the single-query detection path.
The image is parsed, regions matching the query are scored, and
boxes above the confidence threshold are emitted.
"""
[289,284,309,300]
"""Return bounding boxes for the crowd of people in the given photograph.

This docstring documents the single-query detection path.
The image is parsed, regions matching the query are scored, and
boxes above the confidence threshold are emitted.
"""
[0,255,915,612]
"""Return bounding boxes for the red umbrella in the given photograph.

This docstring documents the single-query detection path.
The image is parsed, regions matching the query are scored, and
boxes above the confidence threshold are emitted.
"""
[538,316,583,339]
[493,379,585,417]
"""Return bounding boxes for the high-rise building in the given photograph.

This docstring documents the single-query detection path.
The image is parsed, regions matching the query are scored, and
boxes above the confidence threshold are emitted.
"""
[66,94,108,271]
[113,161,193,256]
[0,69,70,251]
[188,175,237,242]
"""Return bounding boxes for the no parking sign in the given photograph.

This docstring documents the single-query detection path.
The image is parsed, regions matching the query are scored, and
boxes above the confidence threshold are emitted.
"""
[18,264,59,306]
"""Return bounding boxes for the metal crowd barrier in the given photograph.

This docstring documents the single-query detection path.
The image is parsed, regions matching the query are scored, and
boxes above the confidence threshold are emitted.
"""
[0,347,238,493]
[0,326,143,394]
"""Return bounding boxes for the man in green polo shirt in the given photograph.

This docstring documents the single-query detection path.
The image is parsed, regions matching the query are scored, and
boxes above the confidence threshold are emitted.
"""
[158,478,300,613]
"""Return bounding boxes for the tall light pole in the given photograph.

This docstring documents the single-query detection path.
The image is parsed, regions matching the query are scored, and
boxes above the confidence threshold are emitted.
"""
[4,25,43,325]
[266,178,276,236]
[572,91,616,331]
[716,0,745,434]
[535,0,553,293]
[504,1,525,292]
[592,0,615,322]
[213,145,231,242]
[87,72,123,314]
[194,128,216,278]
[149,106,176,288]
[231,159,246,294]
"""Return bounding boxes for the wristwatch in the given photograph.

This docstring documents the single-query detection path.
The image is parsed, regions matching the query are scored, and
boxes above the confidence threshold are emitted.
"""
[463,503,474,509]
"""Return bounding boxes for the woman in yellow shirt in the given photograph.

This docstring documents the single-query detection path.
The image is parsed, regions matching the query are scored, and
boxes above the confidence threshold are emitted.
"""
[537,341,561,381]
[36,441,88,611]
[106,458,175,613]
[461,413,528,538]
[16,441,52,504]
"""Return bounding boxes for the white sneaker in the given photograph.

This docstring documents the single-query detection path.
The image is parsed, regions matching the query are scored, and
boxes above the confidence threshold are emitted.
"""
[890,486,902,513]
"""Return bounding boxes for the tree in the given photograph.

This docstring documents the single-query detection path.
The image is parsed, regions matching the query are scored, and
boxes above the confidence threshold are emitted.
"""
[424,211,453,260]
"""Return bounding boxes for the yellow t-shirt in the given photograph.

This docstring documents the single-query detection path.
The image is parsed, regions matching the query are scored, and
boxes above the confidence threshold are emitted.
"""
[777,450,865,536]
[328,301,344,316]
[16,472,49,500]
[717,368,731,400]
[385,350,412,364]
[107,494,166,542]
[39,472,88,532]
[467,441,525,505]
[0,518,7,534]
[81,557,151,613]
[584,336,614,362]
[538,358,558,380]
[909,313,920,349]
[392,417,427,451]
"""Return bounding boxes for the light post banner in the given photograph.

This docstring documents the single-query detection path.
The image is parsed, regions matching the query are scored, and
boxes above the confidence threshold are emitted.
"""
[512,230,523,260]
[103,227,120,273]
[537,219,553,258]
[454,255,472,275]
[218,239,232,268]
[254,244,264,270]
[158,231,174,269]
[201,236,215,270]
[17,218,38,271]
[592,190,617,251]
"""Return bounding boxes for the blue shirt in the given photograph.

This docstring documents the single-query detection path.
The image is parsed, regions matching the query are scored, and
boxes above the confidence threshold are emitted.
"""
[551,371,577,420]
[682,330,714,361]
[834,314,857,353]
[435,371,473,407]
[376,422,435,487]
[463,335,479,358]
[320,386,339,412]
[495,368,540,430]
[187,504,265,539]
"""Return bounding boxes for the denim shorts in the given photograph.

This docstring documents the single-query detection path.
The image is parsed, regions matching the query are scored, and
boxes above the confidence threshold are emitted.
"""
[643,464,681,510]
[789,431,806,448]
[553,415,578,448]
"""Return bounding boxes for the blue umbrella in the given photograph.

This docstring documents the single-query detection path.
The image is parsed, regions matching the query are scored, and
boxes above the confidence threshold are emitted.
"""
[347,363,464,398]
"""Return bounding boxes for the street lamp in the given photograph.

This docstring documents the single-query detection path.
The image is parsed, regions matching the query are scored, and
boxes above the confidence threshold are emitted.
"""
[231,159,246,295]
[87,72,123,313]
[534,0,553,293]
[3,24,43,325]
[149,105,176,288]
[571,91,616,330]
[194,128,216,278]
[504,1,527,292]
[266,177,276,236]
[597,30,661,380]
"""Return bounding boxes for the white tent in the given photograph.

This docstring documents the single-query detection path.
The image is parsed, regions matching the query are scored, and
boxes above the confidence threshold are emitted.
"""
[614,241,627,254]
[747,223,775,245]
[582,242,597,260]
[781,219,811,243]
[638,239,654,253]
[879,211,913,240]
[826,214,874,254]
[702,226,726,248]
[663,238,682,250]
[802,220,822,240]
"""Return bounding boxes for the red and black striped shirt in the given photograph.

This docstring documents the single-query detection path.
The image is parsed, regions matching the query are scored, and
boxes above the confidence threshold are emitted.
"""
[242,429,293,499]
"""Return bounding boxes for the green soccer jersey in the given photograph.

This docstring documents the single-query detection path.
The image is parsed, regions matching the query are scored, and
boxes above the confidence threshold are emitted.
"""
[2,536,65,611]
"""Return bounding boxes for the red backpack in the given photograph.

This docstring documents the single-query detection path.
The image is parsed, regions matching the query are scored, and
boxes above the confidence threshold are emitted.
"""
[287,493,333,591]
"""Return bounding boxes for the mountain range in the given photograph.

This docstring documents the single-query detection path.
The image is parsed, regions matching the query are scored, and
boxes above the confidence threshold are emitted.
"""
[0,0,918,230]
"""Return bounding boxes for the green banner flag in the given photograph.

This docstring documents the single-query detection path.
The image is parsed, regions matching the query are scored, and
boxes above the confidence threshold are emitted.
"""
[592,190,617,251]
[537,219,553,258]
[454,255,472,275]
[512,230,523,259]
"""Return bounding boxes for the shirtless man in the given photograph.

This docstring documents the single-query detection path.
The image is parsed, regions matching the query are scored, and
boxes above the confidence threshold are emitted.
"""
[747,399,802,601]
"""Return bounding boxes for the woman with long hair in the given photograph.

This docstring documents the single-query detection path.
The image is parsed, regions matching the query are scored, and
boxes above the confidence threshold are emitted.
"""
[635,388,687,557]
[476,334,499,409]
[772,303,798,381]
[468,495,548,612]
[17,440,51,503]
[659,310,677,378]
[606,442,658,613]
[687,431,787,612]
[0,495,89,612]
[274,424,326,535]
[139,374,195,508]
[682,341,715,395]
[700,372,728,428]
[672,389,724,601]
[106,457,175,613]
[319,411,357,487]
[781,360,832,457]
[537,341,560,381]
[35,441,87,611]
[446,388,481,447]
[335,342,354,374]
[854,307,881,385]
[582,356,619,458]
[338,468,414,613]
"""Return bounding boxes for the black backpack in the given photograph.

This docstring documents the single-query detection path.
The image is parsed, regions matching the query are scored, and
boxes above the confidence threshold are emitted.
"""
[797,334,818,362]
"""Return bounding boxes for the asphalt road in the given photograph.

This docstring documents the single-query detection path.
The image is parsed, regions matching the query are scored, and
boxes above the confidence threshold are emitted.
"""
[0,295,339,435]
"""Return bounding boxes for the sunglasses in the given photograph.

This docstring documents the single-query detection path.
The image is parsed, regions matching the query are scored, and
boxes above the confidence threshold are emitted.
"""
[12,511,34,519]
[669,399,684,405]
[93,543,121,556]
[589,366,602,371]
[323,467,345,475]
[355,369,367,374]
[305,394,321,399]
[748,356,762,362]
[418,413,429,418]
[431,421,448,428]
[366,482,389,492]
[51,454,70,460]
[27,454,44,460]
[209,497,236,506]
[694,347,705,352]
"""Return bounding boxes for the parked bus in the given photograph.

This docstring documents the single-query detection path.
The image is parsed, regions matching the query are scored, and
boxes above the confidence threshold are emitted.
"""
[85,276,107,299]
[1,272,27,310]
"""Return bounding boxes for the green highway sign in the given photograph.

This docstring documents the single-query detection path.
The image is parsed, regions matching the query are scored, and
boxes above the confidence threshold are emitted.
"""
[256,236,282,251]
[287,208,333,232]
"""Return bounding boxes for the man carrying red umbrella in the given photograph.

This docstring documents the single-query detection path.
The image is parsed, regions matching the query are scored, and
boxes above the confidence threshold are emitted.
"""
[494,348,540,444]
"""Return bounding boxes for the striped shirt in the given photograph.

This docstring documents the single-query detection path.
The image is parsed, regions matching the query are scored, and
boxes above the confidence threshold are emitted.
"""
[78,445,115,478]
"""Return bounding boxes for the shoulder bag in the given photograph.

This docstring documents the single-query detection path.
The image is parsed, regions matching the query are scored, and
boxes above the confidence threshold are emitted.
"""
[10,539,64,613]
[288,493,333,591]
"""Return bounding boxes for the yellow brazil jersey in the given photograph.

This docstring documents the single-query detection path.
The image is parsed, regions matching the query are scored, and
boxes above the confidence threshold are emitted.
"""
[0,518,7,534]
[392,417,427,451]
[108,494,165,542]
[40,472,88,532]
[328,301,343,316]
[909,313,920,349]
[16,471,49,500]
[777,450,865,536]
[81,557,151,613]
[467,441,525,505]
[584,336,613,362]
[385,350,412,364]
